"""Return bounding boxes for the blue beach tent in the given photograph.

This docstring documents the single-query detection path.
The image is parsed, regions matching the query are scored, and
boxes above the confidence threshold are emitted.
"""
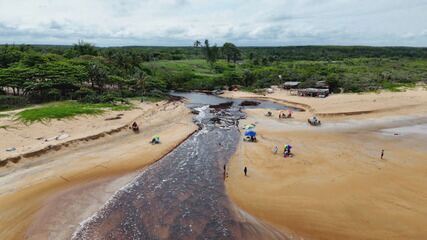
[244,130,257,137]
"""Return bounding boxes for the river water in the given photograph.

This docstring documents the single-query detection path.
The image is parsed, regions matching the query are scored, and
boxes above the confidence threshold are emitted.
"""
[72,93,293,240]
[171,91,297,110]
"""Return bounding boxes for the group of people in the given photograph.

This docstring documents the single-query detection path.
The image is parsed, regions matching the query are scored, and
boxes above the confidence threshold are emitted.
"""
[272,144,293,158]
[246,135,257,142]
[131,122,160,144]
[131,122,139,132]
[244,124,257,142]
[265,110,293,119]
[279,110,293,119]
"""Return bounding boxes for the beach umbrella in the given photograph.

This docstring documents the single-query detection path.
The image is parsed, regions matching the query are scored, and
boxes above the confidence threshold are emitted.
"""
[244,130,257,137]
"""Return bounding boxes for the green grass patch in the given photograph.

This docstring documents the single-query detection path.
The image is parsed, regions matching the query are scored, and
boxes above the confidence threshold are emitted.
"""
[382,82,416,92]
[18,102,104,123]
[17,101,133,123]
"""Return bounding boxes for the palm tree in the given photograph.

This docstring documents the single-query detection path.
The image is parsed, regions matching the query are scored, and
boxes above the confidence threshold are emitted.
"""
[193,40,201,48]
[133,68,147,95]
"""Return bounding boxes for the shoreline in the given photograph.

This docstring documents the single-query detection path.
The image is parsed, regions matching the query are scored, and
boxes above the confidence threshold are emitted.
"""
[1,89,427,239]
[221,88,427,119]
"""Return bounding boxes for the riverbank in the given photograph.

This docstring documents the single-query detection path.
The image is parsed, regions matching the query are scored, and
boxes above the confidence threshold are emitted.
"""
[0,101,152,161]
[222,87,427,119]
[0,100,197,239]
[225,89,427,239]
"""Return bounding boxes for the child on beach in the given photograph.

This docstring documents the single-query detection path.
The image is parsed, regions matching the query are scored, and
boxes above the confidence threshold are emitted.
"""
[273,145,278,154]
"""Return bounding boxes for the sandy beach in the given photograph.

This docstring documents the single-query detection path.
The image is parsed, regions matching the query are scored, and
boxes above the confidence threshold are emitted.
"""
[0,101,160,161]
[1,88,427,240]
[222,87,427,119]
[0,100,197,239]
[225,88,427,239]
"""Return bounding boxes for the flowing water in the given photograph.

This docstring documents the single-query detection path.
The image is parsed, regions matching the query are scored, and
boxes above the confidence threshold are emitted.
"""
[72,93,295,240]
[171,91,297,110]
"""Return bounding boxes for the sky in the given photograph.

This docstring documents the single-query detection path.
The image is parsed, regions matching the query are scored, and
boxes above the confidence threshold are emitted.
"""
[0,0,426,47]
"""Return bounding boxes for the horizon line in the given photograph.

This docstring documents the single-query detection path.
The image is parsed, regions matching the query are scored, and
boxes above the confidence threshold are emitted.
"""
[1,43,427,49]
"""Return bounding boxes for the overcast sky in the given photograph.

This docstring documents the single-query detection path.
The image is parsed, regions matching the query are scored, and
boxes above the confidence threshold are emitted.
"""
[0,0,426,47]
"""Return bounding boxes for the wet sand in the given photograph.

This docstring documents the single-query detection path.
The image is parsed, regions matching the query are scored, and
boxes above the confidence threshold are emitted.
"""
[0,101,197,239]
[226,98,427,240]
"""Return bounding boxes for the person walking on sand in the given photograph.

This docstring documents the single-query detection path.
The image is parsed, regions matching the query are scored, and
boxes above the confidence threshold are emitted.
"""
[244,167,247,176]
[381,149,384,159]
[223,164,227,180]
[273,145,278,154]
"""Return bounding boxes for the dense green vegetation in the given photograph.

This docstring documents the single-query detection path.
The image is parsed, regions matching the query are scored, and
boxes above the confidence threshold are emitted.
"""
[143,57,426,92]
[16,101,132,123]
[1,41,426,111]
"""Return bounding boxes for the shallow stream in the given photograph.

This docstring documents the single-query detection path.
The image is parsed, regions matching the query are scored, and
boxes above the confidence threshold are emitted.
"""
[72,93,291,239]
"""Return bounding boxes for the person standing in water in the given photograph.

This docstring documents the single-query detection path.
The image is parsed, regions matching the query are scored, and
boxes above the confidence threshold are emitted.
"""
[381,149,384,159]
[244,167,247,176]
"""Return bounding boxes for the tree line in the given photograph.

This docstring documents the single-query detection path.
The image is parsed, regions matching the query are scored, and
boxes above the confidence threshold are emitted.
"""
[1,41,427,110]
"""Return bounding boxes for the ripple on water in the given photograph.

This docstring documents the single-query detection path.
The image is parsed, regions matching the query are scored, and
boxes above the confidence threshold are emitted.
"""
[72,98,292,240]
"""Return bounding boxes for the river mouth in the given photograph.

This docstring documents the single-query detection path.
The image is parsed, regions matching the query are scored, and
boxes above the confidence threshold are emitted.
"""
[72,92,290,239]
[171,91,301,111]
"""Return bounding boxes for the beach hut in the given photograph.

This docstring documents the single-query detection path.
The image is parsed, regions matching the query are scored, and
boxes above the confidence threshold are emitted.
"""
[283,81,301,89]
[315,81,329,89]
[297,88,330,98]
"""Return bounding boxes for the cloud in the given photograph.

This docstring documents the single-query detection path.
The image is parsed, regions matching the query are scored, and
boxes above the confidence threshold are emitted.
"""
[0,0,426,46]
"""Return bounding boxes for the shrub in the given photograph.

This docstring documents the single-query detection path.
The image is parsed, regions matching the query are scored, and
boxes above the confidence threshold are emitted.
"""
[0,95,28,111]
[47,89,61,101]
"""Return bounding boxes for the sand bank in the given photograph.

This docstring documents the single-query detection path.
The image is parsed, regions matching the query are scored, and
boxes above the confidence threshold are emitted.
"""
[0,101,160,161]
[0,101,197,239]
[225,89,427,240]
[222,88,427,120]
